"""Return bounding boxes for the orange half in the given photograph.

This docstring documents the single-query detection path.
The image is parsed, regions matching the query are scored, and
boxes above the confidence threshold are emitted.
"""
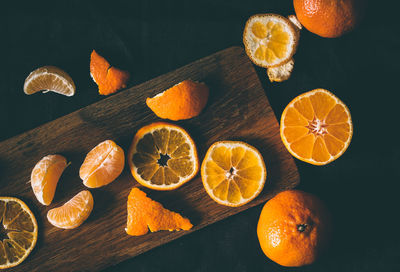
[280,89,353,165]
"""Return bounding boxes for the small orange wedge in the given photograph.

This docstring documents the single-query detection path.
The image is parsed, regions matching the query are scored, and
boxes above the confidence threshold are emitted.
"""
[90,50,130,95]
[80,140,125,188]
[47,190,93,229]
[126,187,192,236]
[30,154,68,206]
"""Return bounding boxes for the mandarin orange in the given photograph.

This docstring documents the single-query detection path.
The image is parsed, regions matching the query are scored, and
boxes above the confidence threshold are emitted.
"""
[293,0,365,38]
[257,190,331,267]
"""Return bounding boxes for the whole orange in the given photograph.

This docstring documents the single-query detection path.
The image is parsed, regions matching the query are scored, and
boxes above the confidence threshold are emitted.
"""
[257,190,331,267]
[293,0,365,38]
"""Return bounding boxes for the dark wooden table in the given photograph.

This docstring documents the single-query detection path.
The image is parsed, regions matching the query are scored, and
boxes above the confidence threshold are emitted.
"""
[2,0,400,271]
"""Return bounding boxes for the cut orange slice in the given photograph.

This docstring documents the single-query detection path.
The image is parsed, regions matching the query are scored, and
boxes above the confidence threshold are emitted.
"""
[47,190,93,229]
[0,197,38,269]
[80,140,125,188]
[24,66,76,96]
[243,14,299,68]
[280,88,353,165]
[128,122,199,190]
[126,187,192,236]
[30,154,68,206]
[201,141,267,207]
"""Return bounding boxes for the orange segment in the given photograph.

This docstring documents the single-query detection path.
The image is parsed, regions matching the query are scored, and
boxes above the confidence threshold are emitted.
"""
[80,140,125,188]
[0,197,38,269]
[146,80,209,121]
[23,66,76,96]
[128,122,199,190]
[30,154,68,206]
[90,50,130,95]
[126,188,192,236]
[281,88,353,165]
[243,14,299,68]
[47,190,93,229]
[201,141,267,207]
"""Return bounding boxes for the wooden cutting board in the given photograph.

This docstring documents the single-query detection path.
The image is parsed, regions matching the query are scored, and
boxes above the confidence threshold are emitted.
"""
[0,47,299,272]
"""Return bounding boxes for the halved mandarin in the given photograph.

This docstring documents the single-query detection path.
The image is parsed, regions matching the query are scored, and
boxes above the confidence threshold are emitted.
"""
[80,140,125,188]
[201,141,267,207]
[30,154,68,206]
[243,14,299,68]
[0,197,38,269]
[280,89,353,165]
[128,122,199,190]
[47,190,93,229]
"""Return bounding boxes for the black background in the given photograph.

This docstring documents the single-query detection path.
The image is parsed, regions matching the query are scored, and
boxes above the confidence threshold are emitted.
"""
[1,0,400,271]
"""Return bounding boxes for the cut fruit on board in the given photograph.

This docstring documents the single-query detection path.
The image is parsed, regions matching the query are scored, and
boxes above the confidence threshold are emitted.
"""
[201,141,267,207]
[128,122,199,191]
[47,190,94,229]
[0,197,38,269]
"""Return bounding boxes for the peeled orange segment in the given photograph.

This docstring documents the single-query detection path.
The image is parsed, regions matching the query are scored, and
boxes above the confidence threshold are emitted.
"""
[30,154,68,206]
[126,188,192,236]
[128,122,199,190]
[90,50,130,95]
[24,66,76,96]
[47,190,93,229]
[0,197,38,269]
[80,140,125,188]
[280,89,353,165]
[201,141,267,207]
[243,14,299,68]
[146,80,209,121]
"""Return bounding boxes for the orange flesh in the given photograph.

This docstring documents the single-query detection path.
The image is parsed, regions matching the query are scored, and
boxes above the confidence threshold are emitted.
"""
[126,188,192,236]
[31,155,67,206]
[281,90,352,164]
[80,140,125,188]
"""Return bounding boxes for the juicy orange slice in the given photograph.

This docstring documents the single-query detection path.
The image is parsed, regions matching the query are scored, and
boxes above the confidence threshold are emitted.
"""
[280,88,353,165]
[23,66,76,96]
[128,122,199,190]
[90,50,130,95]
[30,154,68,206]
[0,197,38,269]
[80,140,125,188]
[47,190,93,229]
[201,141,267,207]
[243,14,299,68]
[126,187,193,236]
[146,80,209,121]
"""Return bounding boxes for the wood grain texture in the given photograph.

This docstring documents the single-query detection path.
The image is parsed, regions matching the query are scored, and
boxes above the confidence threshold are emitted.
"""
[0,47,299,272]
